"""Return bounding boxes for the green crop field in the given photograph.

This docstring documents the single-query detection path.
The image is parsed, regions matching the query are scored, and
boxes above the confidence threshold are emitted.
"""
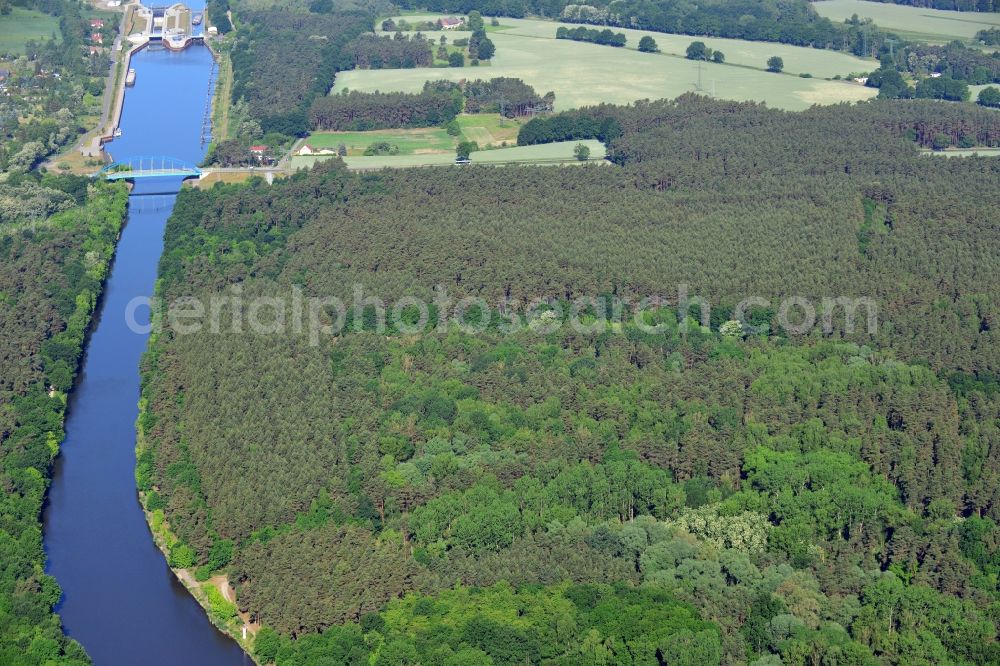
[482,17,874,77]
[375,15,876,77]
[300,114,522,159]
[303,127,455,156]
[338,15,878,111]
[0,8,60,54]
[290,139,606,170]
[455,113,521,146]
[813,0,1000,42]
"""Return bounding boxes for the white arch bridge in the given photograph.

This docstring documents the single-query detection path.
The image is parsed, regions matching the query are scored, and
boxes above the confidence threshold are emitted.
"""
[95,156,202,181]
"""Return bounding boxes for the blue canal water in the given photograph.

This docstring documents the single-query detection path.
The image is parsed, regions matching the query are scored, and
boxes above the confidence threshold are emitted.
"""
[41,38,250,666]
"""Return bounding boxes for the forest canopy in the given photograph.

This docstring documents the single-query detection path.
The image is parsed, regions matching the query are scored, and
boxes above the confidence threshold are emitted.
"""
[229,9,372,134]
[0,182,127,665]
[145,95,1000,664]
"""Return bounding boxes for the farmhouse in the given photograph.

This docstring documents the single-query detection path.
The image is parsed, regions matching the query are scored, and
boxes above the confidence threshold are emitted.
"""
[90,33,104,44]
[440,17,464,29]
[90,18,105,28]
[297,144,337,156]
[250,145,279,164]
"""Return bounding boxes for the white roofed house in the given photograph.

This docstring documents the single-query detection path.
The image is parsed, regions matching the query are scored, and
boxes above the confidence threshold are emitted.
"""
[297,144,337,156]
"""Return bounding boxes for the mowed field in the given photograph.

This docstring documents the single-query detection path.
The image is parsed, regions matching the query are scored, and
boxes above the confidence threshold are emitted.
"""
[0,8,60,54]
[290,139,606,170]
[454,113,521,145]
[479,17,875,77]
[813,0,1000,42]
[923,147,1000,157]
[302,114,523,159]
[305,127,455,156]
[334,16,877,111]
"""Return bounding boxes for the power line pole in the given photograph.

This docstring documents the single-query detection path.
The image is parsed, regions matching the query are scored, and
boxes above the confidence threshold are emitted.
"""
[885,38,897,65]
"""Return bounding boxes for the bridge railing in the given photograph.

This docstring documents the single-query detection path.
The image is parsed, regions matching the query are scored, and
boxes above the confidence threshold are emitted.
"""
[95,155,202,180]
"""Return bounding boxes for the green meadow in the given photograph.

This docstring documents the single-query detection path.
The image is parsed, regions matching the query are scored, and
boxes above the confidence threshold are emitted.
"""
[335,15,878,111]
[813,0,1000,42]
[0,8,60,54]
[303,127,455,156]
[454,113,521,145]
[923,147,1000,157]
[290,139,606,170]
[374,16,876,76]
[301,114,523,160]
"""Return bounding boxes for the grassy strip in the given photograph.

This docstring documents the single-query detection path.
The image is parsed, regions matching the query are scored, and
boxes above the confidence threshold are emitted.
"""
[211,50,234,141]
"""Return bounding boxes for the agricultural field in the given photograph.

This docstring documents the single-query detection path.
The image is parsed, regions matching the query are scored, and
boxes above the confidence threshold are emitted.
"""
[337,16,878,111]
[303,127,456,156]
[0,7,60,54]
[812,0,1000,42]
[290,138,605,170]
[454,113,521,145]
[375,16,875,77]
[299,114,522,162]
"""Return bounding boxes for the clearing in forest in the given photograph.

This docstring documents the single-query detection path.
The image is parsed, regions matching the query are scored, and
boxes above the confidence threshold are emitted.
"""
[303,127,455,156]
[302,114,523,159]
[454,114,521,146]
[290,139,606,170]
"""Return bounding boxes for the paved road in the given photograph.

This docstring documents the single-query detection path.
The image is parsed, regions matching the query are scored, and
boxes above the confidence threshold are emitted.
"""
[201,166,285,174]
[99,36,122,129]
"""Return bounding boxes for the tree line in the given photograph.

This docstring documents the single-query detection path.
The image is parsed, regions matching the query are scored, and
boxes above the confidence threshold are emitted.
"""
[309,85,463,131]
[463,77,553,116]
[555,25,626,47]
[346,33,434,69]
[309,78,549,130]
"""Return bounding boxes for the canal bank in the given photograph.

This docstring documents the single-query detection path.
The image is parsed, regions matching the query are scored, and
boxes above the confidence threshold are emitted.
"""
[42,26,249,666]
